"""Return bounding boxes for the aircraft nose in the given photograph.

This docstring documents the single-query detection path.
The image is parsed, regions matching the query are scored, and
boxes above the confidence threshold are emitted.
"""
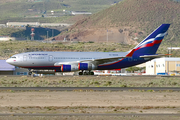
[6,59,11,64]
[6,58,13,64]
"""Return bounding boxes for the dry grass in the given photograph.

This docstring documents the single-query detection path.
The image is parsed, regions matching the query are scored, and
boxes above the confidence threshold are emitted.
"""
[0,76,180,87]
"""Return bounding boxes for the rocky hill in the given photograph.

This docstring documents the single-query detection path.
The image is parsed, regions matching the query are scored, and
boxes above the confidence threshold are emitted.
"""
[56,0,180,46]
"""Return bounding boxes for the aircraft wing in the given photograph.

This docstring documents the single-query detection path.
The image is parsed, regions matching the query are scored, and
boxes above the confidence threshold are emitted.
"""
[92,49,135,62]
[54,56,128,66]
[140,54,171,58]
[81,49,134,64]
[54,49,135,66]
[81,56,128,65]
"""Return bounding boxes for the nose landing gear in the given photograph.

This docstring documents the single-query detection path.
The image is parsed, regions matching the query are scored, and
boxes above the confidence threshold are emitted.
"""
[78,70,94,75]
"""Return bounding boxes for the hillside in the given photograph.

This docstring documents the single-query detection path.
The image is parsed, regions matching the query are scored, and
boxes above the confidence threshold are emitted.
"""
[0,0,122,23]
[56,0,180,46]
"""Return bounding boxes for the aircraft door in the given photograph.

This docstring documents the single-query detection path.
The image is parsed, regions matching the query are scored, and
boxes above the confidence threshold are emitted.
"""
[23,55,27,62]
[49,55,53,62]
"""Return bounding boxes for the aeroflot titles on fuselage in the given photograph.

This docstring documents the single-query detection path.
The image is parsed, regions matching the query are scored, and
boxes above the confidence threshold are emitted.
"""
[28,53,119,56]
[28,54,119,60]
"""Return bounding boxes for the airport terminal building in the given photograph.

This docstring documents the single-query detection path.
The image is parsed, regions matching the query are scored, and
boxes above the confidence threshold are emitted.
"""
[0,60,29,75]
[146,57,180,75]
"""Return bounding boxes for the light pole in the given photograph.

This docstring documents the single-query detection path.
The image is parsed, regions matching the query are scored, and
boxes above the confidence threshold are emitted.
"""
[168,28,174,57]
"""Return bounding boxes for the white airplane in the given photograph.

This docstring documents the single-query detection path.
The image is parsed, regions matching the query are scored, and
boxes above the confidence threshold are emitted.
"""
[6,24,170,75]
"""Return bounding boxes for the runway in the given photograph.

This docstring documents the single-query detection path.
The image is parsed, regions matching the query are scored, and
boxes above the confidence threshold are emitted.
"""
[0,87,180,91]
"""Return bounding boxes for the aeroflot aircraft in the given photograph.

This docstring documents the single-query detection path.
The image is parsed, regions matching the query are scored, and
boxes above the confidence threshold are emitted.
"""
[6,24,170,75]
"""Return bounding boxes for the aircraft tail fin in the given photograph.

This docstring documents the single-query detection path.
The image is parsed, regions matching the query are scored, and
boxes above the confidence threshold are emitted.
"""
[132,24,170,56]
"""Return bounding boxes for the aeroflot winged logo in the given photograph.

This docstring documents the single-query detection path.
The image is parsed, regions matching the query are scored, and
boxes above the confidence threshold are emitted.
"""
[132,24,170,52]
[135,32,167,50]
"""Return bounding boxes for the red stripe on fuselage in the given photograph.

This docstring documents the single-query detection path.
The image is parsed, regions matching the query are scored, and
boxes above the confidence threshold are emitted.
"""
[99,58,124,67]
[22,66,55,68]
[20,66,61,70]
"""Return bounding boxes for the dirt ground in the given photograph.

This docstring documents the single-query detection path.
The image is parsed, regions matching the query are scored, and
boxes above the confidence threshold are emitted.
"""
[0,91,179,120]
[0,91,180,114]
[1,116,180,120]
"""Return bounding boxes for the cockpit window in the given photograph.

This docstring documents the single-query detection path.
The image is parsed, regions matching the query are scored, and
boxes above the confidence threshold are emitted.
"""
[11,56,16,59]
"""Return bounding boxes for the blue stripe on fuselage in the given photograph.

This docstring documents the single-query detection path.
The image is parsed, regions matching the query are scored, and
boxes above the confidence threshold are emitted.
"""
[98,57,151,70]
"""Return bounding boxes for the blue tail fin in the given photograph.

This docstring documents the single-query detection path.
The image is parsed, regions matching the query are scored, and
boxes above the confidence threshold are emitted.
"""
[133,24,170,56]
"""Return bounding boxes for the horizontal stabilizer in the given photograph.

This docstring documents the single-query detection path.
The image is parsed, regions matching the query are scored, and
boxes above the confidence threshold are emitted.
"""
[140,54,171,58]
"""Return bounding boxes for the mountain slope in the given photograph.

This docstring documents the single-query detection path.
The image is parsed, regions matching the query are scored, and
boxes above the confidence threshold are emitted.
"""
[0,0,122,23]
[56,0,180,46]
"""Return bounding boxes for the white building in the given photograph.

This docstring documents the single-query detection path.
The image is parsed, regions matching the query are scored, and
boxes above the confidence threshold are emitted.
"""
[71,11,92,15]
[0,36,15,41]
[6,22,40,27]
[146,57,180,75]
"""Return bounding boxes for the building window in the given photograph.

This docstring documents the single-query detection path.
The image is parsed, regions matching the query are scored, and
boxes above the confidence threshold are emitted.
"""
[16,72,28,75]
[176,64,180,67]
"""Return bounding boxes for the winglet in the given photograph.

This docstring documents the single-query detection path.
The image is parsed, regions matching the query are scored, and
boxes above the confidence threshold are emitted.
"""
[126,49,135,57]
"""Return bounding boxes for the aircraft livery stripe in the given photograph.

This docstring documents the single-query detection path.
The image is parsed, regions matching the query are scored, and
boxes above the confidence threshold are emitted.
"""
[99,38,162,67]
[135,39,162,50]
[98,58,124,67]
[22,66,57,68]
[153,39,162,44]
[135,31,166,49]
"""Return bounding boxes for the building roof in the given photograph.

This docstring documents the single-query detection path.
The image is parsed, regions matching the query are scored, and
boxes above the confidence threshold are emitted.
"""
[0,60,15,71]
[157,57,180,62]
[147,57,180,63]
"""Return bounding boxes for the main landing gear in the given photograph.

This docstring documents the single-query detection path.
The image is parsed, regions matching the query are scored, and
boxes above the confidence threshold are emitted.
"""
[28,71,35,77]
[78,70,94,75]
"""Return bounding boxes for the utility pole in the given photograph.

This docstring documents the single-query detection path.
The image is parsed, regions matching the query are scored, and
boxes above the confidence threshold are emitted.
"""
[52,29,54,38]
[47,31,48,40]
[107,29,108,43]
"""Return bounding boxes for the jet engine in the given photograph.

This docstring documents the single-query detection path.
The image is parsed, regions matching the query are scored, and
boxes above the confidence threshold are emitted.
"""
[56,63,97,72]
[78,63,97,70]
[61,64,78,72]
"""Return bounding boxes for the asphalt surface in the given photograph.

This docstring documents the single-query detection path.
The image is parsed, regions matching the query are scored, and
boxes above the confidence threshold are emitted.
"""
[0,87,180,91]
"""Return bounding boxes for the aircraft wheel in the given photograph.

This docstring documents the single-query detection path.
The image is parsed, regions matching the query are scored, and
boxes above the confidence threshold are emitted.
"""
[90,72,94,75]
[29,72,32,75]
[79,72,83,75]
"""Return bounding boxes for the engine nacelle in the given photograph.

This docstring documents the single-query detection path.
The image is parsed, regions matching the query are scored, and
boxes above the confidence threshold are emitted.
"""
[78,63,97,70]
[55,63,97,72]
[78,63,88,70]
[61,64,78,72]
